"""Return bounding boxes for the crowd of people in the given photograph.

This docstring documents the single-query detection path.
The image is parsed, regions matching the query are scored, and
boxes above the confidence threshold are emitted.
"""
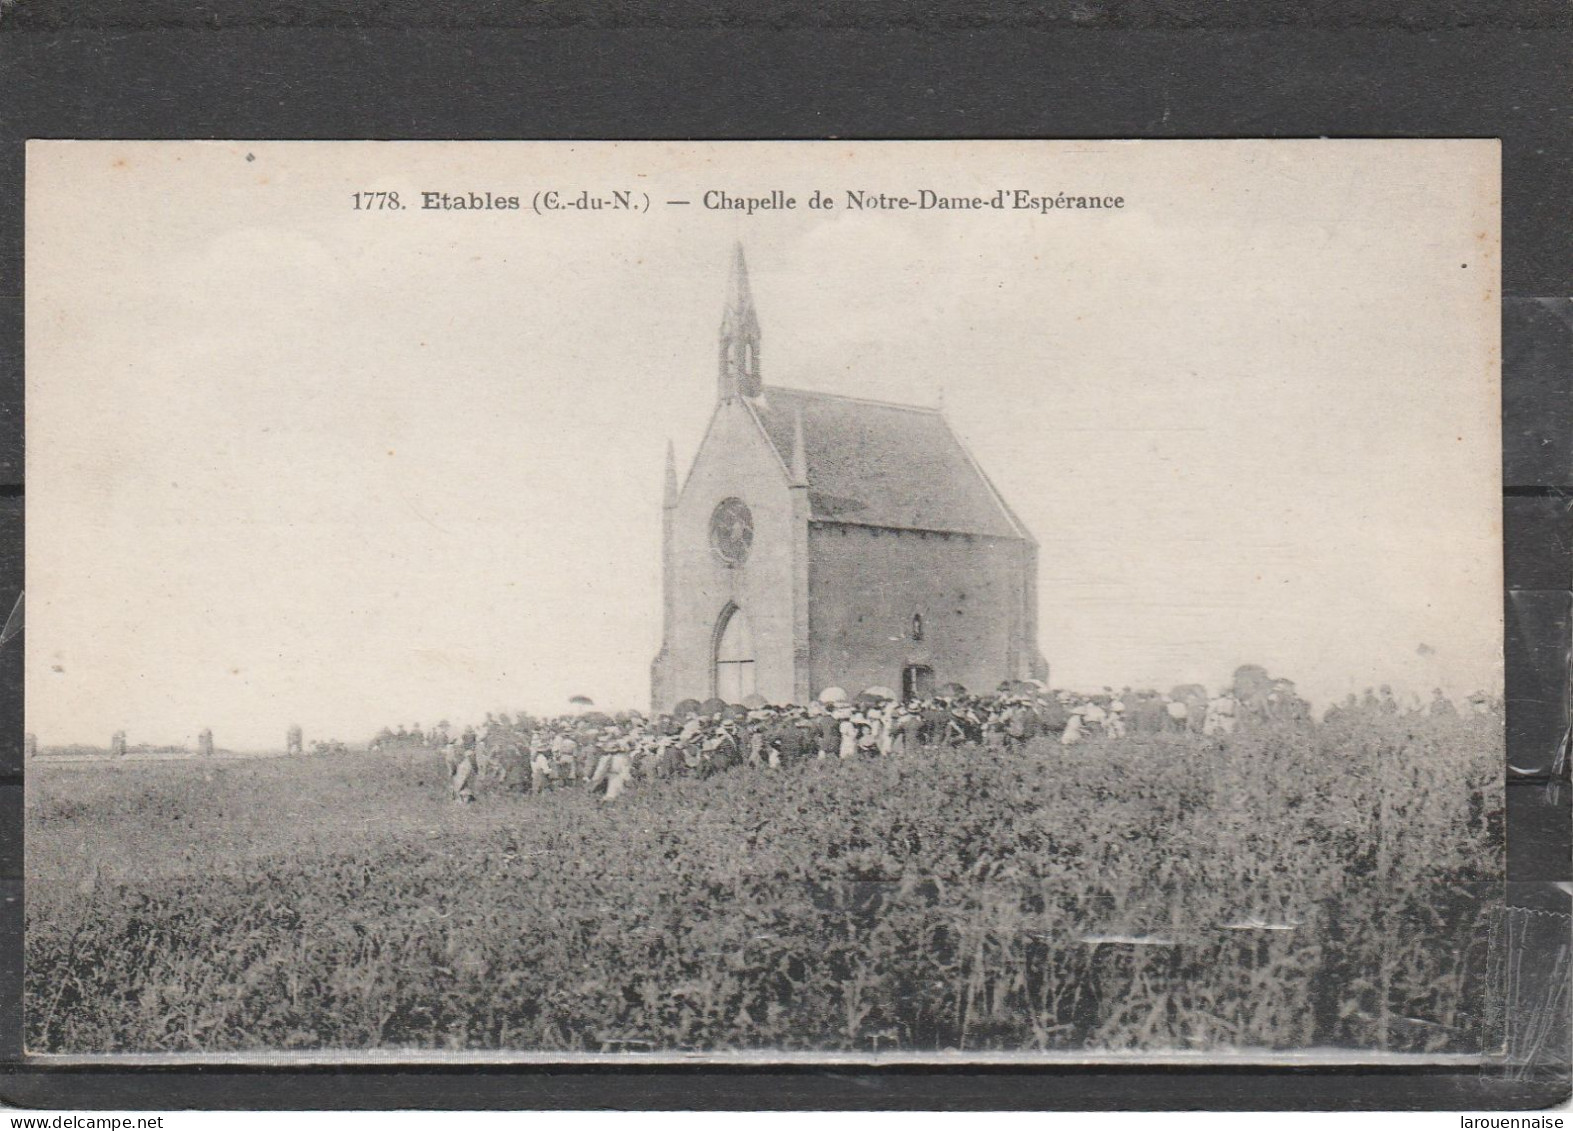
[412,677,1496,806]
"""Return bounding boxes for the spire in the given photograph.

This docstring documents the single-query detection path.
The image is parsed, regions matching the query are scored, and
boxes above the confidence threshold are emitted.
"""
[789,407,808,486]
[723,241,755,318]
[718,242,762,400]
[663,440,678,508]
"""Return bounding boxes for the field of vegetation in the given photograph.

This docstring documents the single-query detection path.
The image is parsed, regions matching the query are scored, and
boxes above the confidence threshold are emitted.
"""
[26,711,1503,1055]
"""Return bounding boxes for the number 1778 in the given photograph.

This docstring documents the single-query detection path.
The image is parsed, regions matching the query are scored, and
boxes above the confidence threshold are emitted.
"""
[352,191,403,210]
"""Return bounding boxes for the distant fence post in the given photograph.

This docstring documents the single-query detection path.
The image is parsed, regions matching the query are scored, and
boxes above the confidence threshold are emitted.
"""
[111,730,127,758]
[198,728,214,757]
[23,733,36,759]
[286,724,303,756]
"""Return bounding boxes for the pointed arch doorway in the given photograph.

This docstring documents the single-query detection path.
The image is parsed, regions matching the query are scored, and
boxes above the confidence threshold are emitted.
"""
[713,604,757,703]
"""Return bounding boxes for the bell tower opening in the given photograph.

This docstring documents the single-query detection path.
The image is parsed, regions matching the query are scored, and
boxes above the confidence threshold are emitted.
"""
[714,604,757,702]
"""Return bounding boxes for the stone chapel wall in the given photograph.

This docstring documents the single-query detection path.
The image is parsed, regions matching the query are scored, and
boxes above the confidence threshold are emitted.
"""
[806,523,1034,699]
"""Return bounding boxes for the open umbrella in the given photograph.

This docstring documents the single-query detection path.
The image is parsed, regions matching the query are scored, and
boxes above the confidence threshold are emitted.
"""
[722,703,749,721]
[741,692,769,709]
[862,686,897,701]
[569,694,595,708]
[673,698,702,718]
[937,682,968,698]
[818,686,848,704]
[699,697,729,716]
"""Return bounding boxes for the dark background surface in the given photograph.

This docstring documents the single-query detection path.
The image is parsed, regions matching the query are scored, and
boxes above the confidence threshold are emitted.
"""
[0,0,1568,1110]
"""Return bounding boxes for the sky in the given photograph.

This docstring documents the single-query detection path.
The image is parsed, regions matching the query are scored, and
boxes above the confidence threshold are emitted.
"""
[26,141,1501,749]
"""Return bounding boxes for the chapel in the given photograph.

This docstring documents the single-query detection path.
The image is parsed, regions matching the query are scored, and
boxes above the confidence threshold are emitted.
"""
[650,245,1047,711]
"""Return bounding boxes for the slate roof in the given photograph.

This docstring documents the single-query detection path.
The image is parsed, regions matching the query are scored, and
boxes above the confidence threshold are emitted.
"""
[747,385,1032,542]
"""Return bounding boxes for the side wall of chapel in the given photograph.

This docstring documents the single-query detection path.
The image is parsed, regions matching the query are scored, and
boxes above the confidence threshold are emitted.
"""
[806,524,1038,699]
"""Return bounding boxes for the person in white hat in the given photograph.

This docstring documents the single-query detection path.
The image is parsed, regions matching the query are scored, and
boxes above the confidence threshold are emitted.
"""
[1061,707,1085,747]
[745,711,769,766]
[885,705,909,756]
[855,713,880,757]
[837,709,858,759]
[589,738,633,802]
[529,735,553,794]
[1103,697,1127,739]
[552,731,579,784]
[451,742,478,803]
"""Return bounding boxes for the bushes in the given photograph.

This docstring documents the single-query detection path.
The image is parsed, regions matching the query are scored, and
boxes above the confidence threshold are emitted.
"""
[26,711,1502,1053]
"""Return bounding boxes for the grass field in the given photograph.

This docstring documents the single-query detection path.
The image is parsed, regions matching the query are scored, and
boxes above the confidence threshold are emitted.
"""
[25,712,1504,1055]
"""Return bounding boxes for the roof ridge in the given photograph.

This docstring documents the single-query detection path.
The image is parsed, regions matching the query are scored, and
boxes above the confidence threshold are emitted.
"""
[762,385,941,414]
[750,386,1030,541]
